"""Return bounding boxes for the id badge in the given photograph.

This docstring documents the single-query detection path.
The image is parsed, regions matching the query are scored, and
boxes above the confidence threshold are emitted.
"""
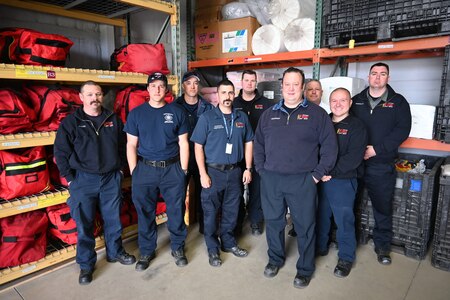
[225,143,233,154]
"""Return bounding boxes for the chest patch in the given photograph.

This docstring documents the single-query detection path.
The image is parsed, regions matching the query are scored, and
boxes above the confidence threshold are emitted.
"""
[336,128,348,135]
[104,121,114,127]
[235,122,245,128]
[297,114,309,120]
[164,113,174,123]
[382,102,394,108]
[255,104,263,109]
[214,124,224,130]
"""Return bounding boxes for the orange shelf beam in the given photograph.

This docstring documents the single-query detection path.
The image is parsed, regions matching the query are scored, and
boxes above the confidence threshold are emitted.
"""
[400,137,450,152]
[188,50,315,69]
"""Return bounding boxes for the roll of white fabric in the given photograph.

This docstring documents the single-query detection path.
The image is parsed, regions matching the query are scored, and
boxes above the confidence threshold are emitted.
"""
[252,24,286,55]
[283,18,315,51]
[268,0,300,30]
[222,2,252,20]
[240,0,271,25]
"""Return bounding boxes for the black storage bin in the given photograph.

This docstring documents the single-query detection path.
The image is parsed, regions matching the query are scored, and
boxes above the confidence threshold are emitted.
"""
[356,153,444,260]
[431,157,450,271]
[322,0,450,47]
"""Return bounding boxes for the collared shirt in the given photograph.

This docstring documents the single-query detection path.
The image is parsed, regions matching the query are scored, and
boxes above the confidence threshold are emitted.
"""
[191,106,254,165]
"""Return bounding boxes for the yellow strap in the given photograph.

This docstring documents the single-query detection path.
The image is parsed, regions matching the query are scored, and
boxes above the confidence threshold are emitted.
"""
[5,160,46,171]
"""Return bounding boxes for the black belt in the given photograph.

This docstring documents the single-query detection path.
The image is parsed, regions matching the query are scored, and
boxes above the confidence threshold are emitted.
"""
[207,163,240,171]
[139,156,179,168]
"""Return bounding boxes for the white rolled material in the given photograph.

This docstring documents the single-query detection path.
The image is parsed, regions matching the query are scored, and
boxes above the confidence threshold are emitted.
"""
[221,2,252,20]
[252,24,286,55]
[240,0,271,25]
[268,0,300,30]
[283,18,315,51]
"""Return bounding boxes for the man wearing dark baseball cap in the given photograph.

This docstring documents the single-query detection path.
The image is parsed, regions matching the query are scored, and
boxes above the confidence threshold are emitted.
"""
[124,71,190,271]
[174,70,213,234]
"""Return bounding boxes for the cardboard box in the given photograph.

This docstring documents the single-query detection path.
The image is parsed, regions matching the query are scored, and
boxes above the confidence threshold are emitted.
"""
[195,22,220,60]
[195,5,222,27]
[219,17,260,58]
[196,0,233,10]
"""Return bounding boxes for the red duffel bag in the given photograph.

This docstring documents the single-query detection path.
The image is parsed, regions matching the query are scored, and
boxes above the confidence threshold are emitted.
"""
[0,88,36,134]
[114,85,174,123]
[0,146,52,200]
[0,210,48,268]
[0,27,73,67]
[110,43,170,75]
[46,203,104,245]
[22,85,82,132]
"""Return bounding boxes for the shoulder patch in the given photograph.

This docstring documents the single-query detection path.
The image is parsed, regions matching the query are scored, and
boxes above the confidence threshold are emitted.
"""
[297,114,309,120]
[336,128,348,135]
[382,102,394,108]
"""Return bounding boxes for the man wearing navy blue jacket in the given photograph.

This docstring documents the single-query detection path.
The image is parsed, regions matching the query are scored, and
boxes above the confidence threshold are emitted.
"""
[55,81,135,285]
[174,71,213,234]
[351,62,411,265]
[316,88,368,278]
[254,67,338,288]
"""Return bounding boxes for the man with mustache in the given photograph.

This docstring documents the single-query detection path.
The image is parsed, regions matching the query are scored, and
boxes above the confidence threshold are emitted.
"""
[54,80,135,285]
[191,79,254,267]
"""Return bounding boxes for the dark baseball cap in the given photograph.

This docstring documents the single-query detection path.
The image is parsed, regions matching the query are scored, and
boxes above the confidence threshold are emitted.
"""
[147,72,168,86]
[182,71,200,83]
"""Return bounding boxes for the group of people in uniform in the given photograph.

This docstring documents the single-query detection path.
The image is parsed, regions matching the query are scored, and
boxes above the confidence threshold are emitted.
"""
[54,62,411,288]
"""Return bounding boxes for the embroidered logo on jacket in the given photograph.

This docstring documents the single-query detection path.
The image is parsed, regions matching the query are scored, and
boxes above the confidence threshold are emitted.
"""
[255,104,264,109]
[336,128,348,135]
[297,114,309,120]
[382,102,394,108]
[104,121,114,127]
[163,113,174,123]
[235,122,245,128]
[214,125,224,130]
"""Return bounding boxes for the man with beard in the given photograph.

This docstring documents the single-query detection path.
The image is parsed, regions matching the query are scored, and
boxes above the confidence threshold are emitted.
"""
[191,79,254,267]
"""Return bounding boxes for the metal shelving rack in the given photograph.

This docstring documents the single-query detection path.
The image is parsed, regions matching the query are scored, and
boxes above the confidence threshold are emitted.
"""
[0,0,178,285]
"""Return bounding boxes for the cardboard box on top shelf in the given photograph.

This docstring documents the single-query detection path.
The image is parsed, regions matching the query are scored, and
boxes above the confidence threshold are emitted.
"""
[219,17,260,59]
[195,5,223,26]
[196,0,234,10]
[195,22,221,60]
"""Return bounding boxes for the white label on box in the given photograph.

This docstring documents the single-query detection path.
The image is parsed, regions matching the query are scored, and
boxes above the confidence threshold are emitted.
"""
[222,30,248,53]
[263,91,274,99]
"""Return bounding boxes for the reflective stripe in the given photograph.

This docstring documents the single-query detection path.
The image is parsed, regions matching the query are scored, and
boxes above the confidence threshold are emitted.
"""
[5,160,46,171]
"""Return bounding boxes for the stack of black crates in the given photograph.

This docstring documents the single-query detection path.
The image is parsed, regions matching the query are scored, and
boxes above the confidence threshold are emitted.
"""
[431,157,450,271]
[435,45,450,142]
[357,154,443,260]
[322,0,450,47]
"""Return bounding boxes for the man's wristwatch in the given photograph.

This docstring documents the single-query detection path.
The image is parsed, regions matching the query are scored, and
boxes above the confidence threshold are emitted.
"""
[245,167,253,173]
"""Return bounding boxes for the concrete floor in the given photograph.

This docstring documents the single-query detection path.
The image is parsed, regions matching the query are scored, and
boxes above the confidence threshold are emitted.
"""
[2,222,450,300]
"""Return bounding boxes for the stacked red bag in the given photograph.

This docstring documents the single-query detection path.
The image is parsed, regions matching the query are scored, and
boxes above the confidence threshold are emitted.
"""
[0,88,35,134]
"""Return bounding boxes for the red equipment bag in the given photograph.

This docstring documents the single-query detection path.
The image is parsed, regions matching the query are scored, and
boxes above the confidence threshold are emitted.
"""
[46,203,103,245]
[114,85,174,123]
[22,85,82,131]
[46,203,77,244]
[0,210,48,268]
[0,88,36,134]
[0,27,73,67]
[110,43,170,75]
[0,146,52,200]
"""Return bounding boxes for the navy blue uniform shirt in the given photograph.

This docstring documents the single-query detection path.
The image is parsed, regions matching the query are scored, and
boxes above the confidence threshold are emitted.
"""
[124,102,189,161]
[191,106,254,165]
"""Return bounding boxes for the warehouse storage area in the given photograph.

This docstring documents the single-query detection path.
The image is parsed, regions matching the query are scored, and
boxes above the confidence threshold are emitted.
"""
[1,0,450,299]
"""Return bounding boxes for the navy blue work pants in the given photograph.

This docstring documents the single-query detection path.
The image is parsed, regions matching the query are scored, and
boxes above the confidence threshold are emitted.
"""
[317,178,358,262]
[247,170,263,225]
[363,162,396,252]
[68,170,123,271]
[132,161,187,256]
[260,170,317,277]
[201,167,242,253]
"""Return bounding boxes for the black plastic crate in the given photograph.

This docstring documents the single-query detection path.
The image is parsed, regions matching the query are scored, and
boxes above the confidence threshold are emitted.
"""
[322,0,450,47]
[356,154,444,260]
[431,157,450,271]
[435,46,450,142]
